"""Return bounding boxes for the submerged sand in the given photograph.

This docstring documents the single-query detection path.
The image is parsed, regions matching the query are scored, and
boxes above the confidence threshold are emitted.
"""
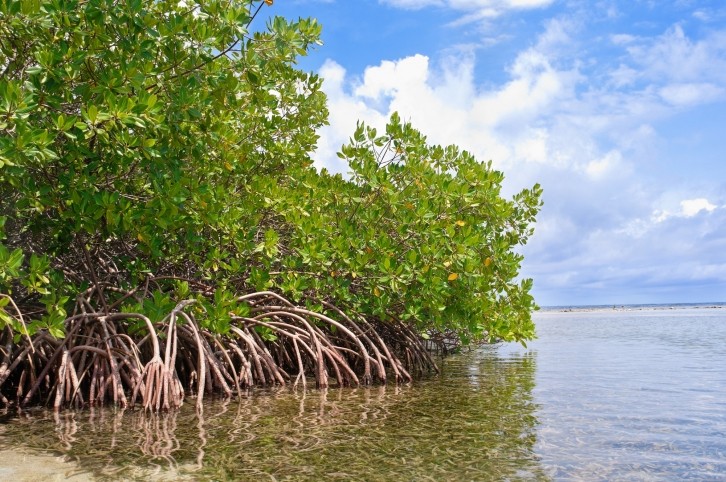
[0,448,93,481]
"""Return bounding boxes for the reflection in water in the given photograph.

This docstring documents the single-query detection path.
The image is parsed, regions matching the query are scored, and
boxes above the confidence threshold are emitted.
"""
[0,348,543,481]
[530,309,726,481]
[6,309,723,480]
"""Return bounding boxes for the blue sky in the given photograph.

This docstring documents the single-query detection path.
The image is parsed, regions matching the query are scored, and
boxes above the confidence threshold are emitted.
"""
[265,0,726,306]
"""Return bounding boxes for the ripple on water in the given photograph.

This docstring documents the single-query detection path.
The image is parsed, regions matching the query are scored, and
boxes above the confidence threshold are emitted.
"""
[0,308,724,481]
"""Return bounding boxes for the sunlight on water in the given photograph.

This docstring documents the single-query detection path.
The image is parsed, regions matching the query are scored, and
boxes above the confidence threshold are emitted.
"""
[527,307,726,481]
[0,351,543,481]
[0,307,724,481]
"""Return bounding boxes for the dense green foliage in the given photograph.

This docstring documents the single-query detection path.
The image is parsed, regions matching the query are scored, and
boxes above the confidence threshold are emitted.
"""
[0,0,541,347]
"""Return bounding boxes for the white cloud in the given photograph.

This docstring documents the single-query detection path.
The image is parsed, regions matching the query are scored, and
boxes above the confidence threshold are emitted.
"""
[514,129,548,164]
[314,46,580,183]
[624,25,726,84]
[312,11,726,305]
[608,64,639,87]
[313,18,726,186]
[692,10,710,22]
[611,33,637,45]
[354,55,431,101]
[316,60,389,173]
[691,8,726,23]
[583,150,622,180]
[653,198,718,223]
[381,0,554,17]
[659,83,724,106]
[534,17,578,53]
[681,198,718,217]
[446,8,504,25]
[379,0,442,8]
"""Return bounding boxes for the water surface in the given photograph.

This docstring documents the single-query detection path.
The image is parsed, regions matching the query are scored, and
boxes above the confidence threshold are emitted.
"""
[1,306,724,480]
[529,307,726,480]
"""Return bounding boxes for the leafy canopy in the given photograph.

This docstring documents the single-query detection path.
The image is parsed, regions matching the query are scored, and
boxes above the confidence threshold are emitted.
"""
[0,0,542,345]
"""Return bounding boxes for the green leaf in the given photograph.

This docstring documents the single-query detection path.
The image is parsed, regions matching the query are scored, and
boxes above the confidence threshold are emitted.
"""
[0,0,541,348]
[0,307,13,325]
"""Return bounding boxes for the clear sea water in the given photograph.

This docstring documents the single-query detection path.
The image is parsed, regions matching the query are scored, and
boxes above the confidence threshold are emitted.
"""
[1,304,724,480]
[524,304,726,480]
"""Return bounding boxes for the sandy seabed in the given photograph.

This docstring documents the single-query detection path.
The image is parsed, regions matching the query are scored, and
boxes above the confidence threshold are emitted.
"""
[0,448,93,481]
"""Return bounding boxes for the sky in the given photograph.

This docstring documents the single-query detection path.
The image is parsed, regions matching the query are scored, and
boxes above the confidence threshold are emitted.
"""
[264,0,726,307]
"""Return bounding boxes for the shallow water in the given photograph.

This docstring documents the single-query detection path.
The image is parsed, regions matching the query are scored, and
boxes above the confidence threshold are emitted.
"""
[1,307,725,480]
[529,307,726,481]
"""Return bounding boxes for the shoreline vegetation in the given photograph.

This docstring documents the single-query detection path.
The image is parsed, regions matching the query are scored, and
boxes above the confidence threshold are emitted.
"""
[0,1,542,410]
[0,288,440,411]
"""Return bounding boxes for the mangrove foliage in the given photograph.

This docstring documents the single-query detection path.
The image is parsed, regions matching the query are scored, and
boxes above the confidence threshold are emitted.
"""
[0,0,542,409]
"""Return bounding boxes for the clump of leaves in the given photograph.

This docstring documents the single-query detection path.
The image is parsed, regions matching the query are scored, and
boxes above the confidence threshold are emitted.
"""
[269,114,542,344]
[0,0,540,354]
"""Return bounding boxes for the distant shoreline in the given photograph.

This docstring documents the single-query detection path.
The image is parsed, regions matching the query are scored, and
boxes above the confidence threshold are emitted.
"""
[538,302,726,313]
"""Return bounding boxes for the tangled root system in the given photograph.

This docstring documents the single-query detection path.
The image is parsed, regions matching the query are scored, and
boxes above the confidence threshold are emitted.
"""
[0,290,438,411]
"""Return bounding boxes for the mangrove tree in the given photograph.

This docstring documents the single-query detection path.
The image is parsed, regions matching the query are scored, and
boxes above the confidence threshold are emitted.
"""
[0,0,542,410]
